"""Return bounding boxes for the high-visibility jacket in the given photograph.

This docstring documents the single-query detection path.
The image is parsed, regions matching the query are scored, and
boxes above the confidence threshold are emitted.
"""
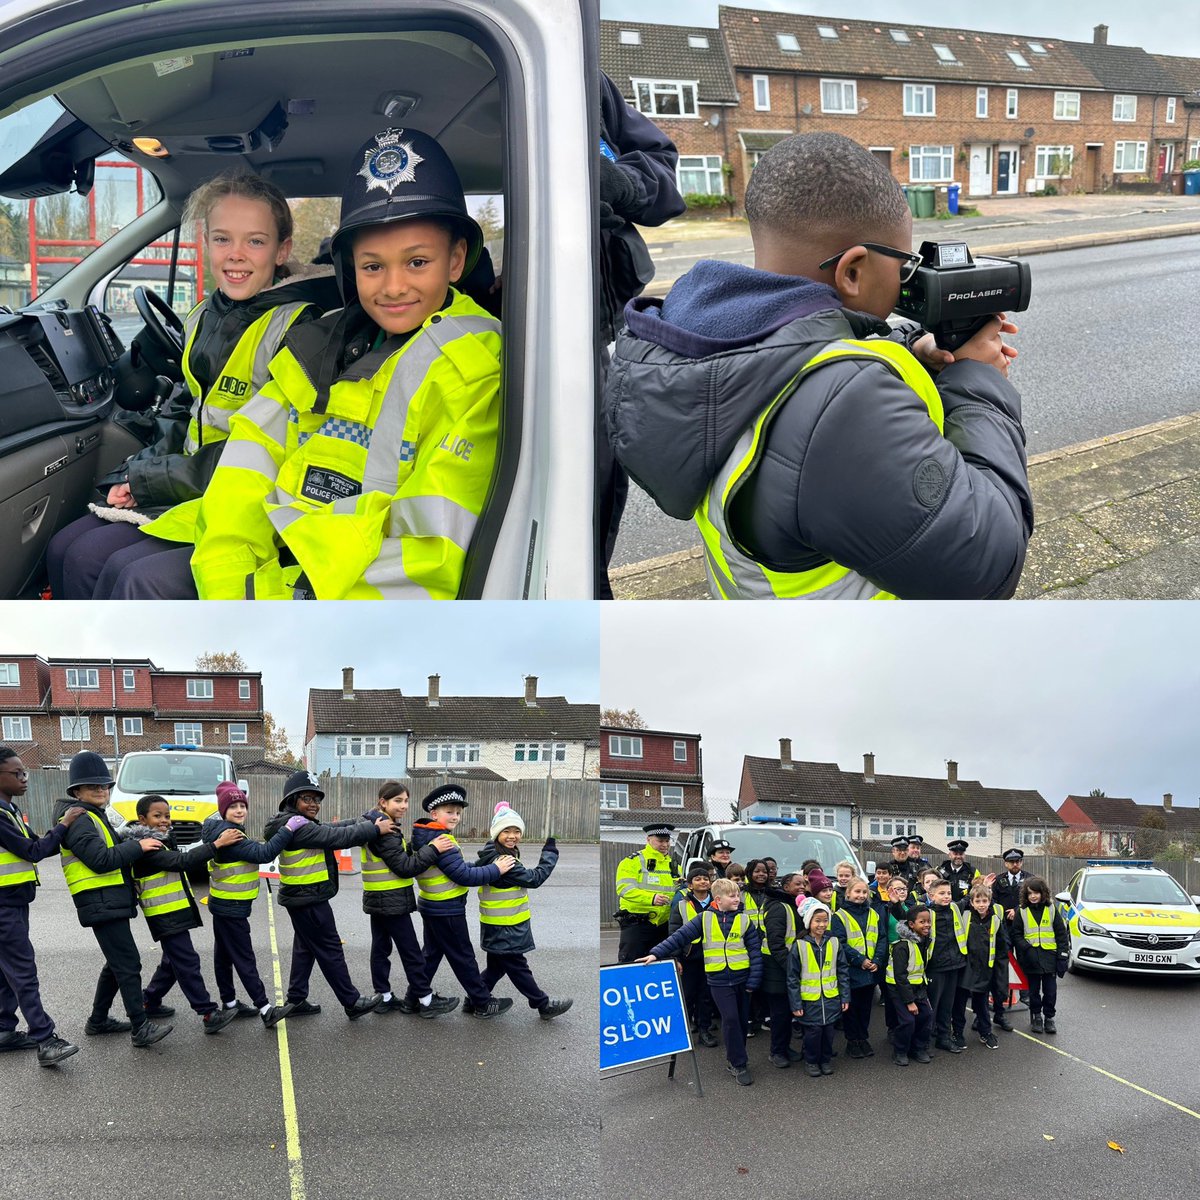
[208,856,262,902]
[186,290,502,599]
[835,906,880,958]
[417,835,470,906]
[694,338,944,600]
[977,909,1003,968]
[0,807,37,888]
[761,899,797,958]
[676,896,706,945]
[798,938,841,1000]
[743,890,764,932]
[136,866,191,919]
[60,812,124,894]
[361,843,414,895]
[929,902,969,956]
[702,910,750,974]
[278,846,331,888]
[1022,905,1056,950]
[615,848,679,926]
[887,939,928,987]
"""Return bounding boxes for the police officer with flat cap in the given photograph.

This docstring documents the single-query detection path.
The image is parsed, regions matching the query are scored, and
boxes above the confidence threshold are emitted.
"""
[938,839,981,902]
[888,836,918,889]
[906,835,931,876]
[707,839,733,880]
[615,823,680,962]
[991,848,1030,1016]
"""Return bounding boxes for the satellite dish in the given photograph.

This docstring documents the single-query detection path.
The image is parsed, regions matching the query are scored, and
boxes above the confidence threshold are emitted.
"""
[1024,127,1035,138]
[709,112,721,128]
[801,103,813,115]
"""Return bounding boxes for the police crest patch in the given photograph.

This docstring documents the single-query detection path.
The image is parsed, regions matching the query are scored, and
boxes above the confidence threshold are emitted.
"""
[357,128,425,196]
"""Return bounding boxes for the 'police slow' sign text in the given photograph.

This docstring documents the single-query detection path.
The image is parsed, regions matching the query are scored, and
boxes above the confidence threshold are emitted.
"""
[599,961,692,1070]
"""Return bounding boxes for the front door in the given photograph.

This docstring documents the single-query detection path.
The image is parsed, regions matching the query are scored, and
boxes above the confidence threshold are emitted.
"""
[996,145,1019,195]
[1157,143,1173,180]
[968,145,992,196]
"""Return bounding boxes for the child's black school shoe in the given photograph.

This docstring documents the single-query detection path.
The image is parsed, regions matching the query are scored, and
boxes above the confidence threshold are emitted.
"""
[950,1031,967,1050]
[934,1037,963,1054]
[911,1048,933,1064]
[0,1030,37,1050]
[995,1013,1014,1032]
[846,1040,865,1059]
[769,1053,791,1069]
[230,1000,260,1019]
[345,994,384,1020]
[1029,1013,1044,1033]
[727,1064,753,1086]
[36,1035,79,1067]
[698,1030,719,1048]
[203,1007,239,1034]
[1042,1017,1057,1034]
[892,1050,910,1067]
[472,998,514,1019]
[786,1048,805,1062]
[377,996,416,1014]
[819,1061,834,1076]
[860,1040,875,1057]
[804,1062,822,1078]
[261,1004,294,1029]
[289,1000,322,1016]
[418,994,460,1019]
[538,998,573,1021]
[981,1032,1000,1049]
[85,1016,132,1036]
[143,1005,175,1019]
[130,1021,172,1048]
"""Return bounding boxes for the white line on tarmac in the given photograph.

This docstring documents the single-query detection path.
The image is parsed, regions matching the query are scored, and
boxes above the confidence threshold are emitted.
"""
[267,888,307,1200]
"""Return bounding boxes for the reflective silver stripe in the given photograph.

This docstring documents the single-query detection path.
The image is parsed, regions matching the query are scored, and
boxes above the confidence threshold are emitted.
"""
[183,305,204,342]
[219,439,279,475]
[266,505,304,536]
[251,303,307,389]
[0,858,36,878]
[388,494,477,550]
[360,541,435,600]
[233,388,291,452]
[614,878,637,896]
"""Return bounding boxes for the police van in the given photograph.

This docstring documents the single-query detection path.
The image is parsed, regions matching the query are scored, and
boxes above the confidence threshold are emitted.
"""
[1055,860,1200,977]
[0,0,597,598]
[677,817,871,879]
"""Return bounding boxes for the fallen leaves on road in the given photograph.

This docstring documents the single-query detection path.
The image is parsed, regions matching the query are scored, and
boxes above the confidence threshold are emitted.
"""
[736,1167,749,1175]
[1043,1135,1055,1141]
[1108,1141,1126,1154]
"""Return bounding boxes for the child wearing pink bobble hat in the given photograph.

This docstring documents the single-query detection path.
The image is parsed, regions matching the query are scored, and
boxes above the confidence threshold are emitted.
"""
[473,802,572,1020]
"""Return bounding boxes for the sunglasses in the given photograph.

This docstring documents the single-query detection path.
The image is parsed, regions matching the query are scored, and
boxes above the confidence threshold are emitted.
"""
[818,242,923,284]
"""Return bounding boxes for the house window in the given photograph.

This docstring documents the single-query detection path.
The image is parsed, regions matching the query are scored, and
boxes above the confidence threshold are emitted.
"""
[776,32,800,53]
[1006,51,1030,69]
[1028,41,1047,54]
[609,735,643,758]
[61,716,91,741]
[904,84,935,116]
[976,87,988,118]
[932,44,959,64]
[909,144,954,182]
[1,716,30,740]
[889,29,910,43]
[514,742,567,763]
[618,29,639,45]
[1166,96,1176,123]
[1113,141,1147,173]
[673,740,688,762]
[0,663,18,686]
[688,34,708,50]
[778,806,837,828]
[632,79,698,119]
[1006,89,1019,119]
[661,786,685,809]
[868,816,918,838]
[228,723,248,744]
[123,717,142,736]
[1013,827,1047,847]
[1053,91,1080,120]
[1035,145,1074,178]
[945,819,989,839]
[104,716,116,736]
[752,74,770,111]
[820,79,857,114]
[600,782,629,810]
[1112,94,1136,122]
[238,679,251,700]
[65,668,99,690]
[817,25,838,39]
[174,722,202,745]
[122,669,136,690]
[677,155,724,195]
[425,743,482,765]
[186,678,214,700]
[334,736,391,758]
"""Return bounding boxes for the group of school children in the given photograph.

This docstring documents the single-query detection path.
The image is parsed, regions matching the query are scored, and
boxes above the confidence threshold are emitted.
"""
[637,837,1069,1087]
[0,746,570,1069]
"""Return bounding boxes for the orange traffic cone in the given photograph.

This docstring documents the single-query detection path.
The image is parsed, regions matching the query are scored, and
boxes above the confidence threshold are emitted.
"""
[335,848,357,875]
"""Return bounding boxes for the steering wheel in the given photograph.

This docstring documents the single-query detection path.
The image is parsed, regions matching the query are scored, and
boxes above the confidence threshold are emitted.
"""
[133,285,185,359]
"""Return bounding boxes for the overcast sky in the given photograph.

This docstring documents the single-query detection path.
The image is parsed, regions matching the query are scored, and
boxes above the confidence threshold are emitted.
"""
[599,1,1200,59]
[8,603,598,757]
[601,603,1200,814]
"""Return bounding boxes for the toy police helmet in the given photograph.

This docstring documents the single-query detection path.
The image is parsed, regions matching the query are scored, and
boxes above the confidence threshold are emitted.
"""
[68,751,114,791]
[281,769,325,809]
[330,127,484,305]
[422,783,468,812]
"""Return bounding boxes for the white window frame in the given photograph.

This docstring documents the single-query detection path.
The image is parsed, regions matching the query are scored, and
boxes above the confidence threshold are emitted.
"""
[425,742,481,766]
[677,154,724,196]
[904,83,936,117]
[687,34,708,50]
[631,78,698,119]
[2,715,30,740]
[618,29,639,46]
[334,735,391,758]
[673,740,688,762]
[174,722,202,745]
[238,679,251,701]
[513,741,567,763]
[1028,42,1047,55]
[123,717,142,736]
[1035,144,1075,178]
[600,782,629,810]
[1113,141,1147,173]
[65,668,99,690]
[1054,91,1080,120]
[908,144,954,182]
[228,723,248,744]
[122,669,136,690]
[889,29,910,43]
[1191,140,1200,160]
[778,805,837,828]
[186,678,214,700]
[1166,96,1176,123]
[104,716,116,736]
[1007,51,1030,69]
[608,735,643,759]
[752,74,770,111]
[1013,827,1047,847]
[776,32,800,53]
[932,44,958,64]
[1112,94,1137,122]
[0,663,19,687]
[817,25,838,39]
[820,78,857,114]
[945,819,989,839]
[868,816,918,838]
[976,87,988,118]
[661,785,685,809]
[61,716,91,741]
[1006,89,1019,119]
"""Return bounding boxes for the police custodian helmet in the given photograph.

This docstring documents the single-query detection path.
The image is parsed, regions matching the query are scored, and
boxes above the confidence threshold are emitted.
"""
[330,127,484,305]
[281,769,325,809]
[67,751,115,791]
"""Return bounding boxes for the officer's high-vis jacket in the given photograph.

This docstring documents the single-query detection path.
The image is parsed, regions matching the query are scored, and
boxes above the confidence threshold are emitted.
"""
[187,288,501,599]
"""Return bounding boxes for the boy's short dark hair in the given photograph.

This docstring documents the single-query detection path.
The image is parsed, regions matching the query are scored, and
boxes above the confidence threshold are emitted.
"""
[136,794,168,819]
[908,903,931,919]
[351,215,464,255]
[875,862,893,875]
[745,132,909,239]
[927,878,951,893]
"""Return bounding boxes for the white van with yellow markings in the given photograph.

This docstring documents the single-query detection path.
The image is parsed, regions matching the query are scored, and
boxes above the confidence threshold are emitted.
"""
[1055,860,1200,977]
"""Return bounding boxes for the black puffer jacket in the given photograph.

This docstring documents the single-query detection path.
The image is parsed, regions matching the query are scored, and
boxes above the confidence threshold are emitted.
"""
[121,823,214,940]
[760,888,800,995]
[362,824,442,917]
[474,838,558,955]
[52,798,145,927]
[958,898,1011,994]
[606,265,1033,599]
[263,807,380,909]
[200,814,295,918]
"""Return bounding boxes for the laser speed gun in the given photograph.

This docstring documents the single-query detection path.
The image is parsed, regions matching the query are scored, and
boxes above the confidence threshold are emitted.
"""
[894,240,1031,352]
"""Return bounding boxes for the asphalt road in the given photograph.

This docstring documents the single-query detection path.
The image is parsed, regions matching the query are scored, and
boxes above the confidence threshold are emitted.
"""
[611,234,1200,570]
[1,845,598,1200]
[600,930,1200,1195]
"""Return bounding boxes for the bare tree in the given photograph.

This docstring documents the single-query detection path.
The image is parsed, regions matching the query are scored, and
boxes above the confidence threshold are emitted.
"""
[601,707,644,728]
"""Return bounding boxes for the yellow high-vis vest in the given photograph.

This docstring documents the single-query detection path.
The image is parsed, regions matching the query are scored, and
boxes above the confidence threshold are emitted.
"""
[417,835,468,905]
[0,807,37,887]
[60,812,124,894]
[701,910,750,974]
[798,938,841,1001]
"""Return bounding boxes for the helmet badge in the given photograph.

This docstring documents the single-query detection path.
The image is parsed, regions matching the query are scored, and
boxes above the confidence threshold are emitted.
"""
[358,128,425,195]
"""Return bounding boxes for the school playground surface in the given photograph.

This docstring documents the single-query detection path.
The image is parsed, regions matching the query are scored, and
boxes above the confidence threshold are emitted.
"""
[1,846,599,1200]
[600,930,1200,1196]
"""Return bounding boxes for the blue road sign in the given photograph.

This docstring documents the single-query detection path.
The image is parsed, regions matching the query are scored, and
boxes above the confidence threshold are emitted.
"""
[600,961,693,1070]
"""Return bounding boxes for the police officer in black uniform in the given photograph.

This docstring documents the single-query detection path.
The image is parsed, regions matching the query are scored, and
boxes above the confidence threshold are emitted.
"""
[938,839,980,902]
[991,848,1030,1018]
[906,835,932,879]
[887,836,914,885]
[707,840,734,879]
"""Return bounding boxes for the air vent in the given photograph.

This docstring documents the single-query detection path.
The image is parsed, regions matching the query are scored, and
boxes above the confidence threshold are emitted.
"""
[25,343,68,393]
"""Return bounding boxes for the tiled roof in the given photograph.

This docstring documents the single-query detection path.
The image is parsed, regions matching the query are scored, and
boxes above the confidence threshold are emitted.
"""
[1150,54,1200,98]
[738,130,793,152]
[601,19,739,104]
[718,6,1103,89]
[844,771,1062,826]
[1062,794,1142,826]
[308,689,409,734]
[406,766,508,782]
[601,765,703,785]
[742,756,855,807]
[1063,41,1181,95]
[232,756,293,775]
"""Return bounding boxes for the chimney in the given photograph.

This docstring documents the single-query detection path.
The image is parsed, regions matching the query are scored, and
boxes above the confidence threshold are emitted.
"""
[1093,23,1108,45]
[1164,793,1173,812]
[947,760,959,788]
[427,674,440,707]
[523,675,538,707]
[341,667,354,700]
[863,752,875,783]
[780,738,793,770]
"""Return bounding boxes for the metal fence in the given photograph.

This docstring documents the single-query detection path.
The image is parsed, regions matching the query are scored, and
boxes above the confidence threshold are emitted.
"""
[19,772,597,842]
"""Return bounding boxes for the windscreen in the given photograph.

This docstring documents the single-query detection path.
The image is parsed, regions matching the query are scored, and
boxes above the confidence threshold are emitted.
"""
[707,828,859,876]
[116,753,228,795]
[1081,872,1191,906]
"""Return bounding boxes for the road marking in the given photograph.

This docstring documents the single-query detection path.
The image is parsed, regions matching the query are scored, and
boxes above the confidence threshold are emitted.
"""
[1017,1031,1200,1120]
[267,888,307,1200]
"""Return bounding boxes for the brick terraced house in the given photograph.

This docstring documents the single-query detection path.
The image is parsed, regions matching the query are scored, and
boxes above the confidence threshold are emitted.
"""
[600,724,704,837]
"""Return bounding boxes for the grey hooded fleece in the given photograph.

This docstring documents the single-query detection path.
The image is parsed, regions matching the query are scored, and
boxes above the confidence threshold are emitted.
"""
[604,260,1034,599]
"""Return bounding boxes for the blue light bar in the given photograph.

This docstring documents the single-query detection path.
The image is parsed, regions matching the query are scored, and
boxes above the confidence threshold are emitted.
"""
[158,744,199,751]
[749,816,798,825]
[1084,859,1155,868]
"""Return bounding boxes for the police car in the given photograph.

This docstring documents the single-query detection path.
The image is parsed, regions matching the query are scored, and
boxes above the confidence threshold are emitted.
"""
[1055,860,1200,977]
[677,817,870,879]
